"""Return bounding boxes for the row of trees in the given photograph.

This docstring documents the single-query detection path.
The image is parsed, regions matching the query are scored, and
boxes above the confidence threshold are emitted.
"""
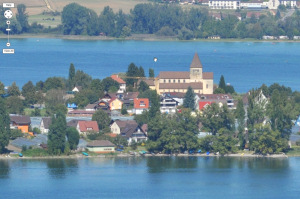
[61,3,300,39]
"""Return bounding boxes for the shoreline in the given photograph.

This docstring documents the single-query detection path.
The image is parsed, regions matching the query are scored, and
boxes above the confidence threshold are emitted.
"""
[1,33,300,42]
[0,152,291,160]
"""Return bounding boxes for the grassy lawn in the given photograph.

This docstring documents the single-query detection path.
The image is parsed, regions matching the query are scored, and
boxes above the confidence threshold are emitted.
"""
[28,14,61,28]
[24,108,47,117]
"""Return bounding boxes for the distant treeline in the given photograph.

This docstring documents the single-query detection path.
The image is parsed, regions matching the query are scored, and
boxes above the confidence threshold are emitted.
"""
[1,3,300,39]
[61,3,300,39]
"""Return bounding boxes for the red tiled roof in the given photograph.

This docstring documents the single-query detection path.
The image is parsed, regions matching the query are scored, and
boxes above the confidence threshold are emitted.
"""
[203,72,213,79]
[199,101,213,110]
[134,98,149,109]
[190,53,203,68]
[10,115,31,125]
[158,71,190,79]
[78,121,99,132]
[111,75,126,84]
[160,82,203,90]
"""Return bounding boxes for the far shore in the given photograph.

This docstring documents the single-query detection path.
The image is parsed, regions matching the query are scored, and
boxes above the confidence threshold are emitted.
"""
[0,152,291,160]
[1,33,300,42]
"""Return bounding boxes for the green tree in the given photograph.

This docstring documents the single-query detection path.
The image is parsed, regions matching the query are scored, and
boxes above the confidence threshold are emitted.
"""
[101,77,119,92]
[0,81,4,95]
[183,86,195,110]
[212,128,238,155]
[218,75,226,91]
[235,99,245,148]
[149,68,154,78]
[138,81,149,92]
[214,87,225,94]
[92,109,111,131]
[6,96,24,114]
[16,4,29,32]
[139,90,160,118]
[68,63,75,90]
[66,127,80,150]
[126,63,139,87]
[44,77,65,91]
[250,124,288,154]
[198,135,214,152]
[8,82,20,96]
[0,98,10,153]
[22,81,37,105]
[99,6,116,36]
[45,89,65,115]
[47,111,67,155]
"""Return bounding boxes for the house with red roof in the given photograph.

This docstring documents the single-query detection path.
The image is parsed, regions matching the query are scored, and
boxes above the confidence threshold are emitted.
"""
[111,75,126,93]
[133,98,149,115]
[77,121,99,135]
[199,101,213,110]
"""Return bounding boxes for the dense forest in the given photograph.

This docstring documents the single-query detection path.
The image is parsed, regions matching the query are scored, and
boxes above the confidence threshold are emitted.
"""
[1,3,300,39]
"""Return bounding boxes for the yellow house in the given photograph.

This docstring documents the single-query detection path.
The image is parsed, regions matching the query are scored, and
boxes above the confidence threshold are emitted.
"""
[108,97,123,110]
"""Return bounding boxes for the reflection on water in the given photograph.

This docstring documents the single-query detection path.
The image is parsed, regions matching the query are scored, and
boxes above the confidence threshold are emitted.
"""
[146,156,289,173]
[46,159,78,178]
[147,156,198,173]
[0,160,10,178]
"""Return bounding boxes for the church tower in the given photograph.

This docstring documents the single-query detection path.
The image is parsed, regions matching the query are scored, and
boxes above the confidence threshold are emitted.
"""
[190,53,203,82]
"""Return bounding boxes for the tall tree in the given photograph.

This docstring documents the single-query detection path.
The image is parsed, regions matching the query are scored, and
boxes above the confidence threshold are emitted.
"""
[74,70,92,89]
[183,86,195,110]
[16,4,29,32]
[47,111,67,155]
[218,75,226,91]
[6,96,24,114]
[0,81,5,95]
[92,109,111,132]
[22,81,37,105]
[66,127,80,150]
[149,68,154,78]
[68,63,75,90]
[138,81,149,92]
[126,63,139,87]
[8,82,20,96]
[99,6,116,36]
[0,98,10,153]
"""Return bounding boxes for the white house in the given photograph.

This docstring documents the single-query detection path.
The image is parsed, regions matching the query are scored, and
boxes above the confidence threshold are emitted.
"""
[111,75,126,93]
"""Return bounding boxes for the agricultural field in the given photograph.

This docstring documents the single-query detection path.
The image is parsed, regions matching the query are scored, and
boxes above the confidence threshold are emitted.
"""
[0,0,148,27]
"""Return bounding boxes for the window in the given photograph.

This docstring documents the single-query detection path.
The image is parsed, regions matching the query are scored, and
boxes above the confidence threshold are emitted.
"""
[164,79,166,83]
[169,79,171,83]
[178,79,180,83]
[183,80,185,83]
[173,80,175,83]
[206,84,208,89]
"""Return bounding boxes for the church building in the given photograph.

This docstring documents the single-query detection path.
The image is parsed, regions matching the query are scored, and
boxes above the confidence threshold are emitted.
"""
[153,53,214,95]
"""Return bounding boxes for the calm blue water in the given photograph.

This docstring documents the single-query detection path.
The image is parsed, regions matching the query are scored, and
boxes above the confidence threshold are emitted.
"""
[0,157,299,199]
[0,39,300,93]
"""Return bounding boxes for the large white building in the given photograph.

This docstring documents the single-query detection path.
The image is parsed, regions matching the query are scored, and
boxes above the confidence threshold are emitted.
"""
[209,0,241,9]
[209,0,297,9]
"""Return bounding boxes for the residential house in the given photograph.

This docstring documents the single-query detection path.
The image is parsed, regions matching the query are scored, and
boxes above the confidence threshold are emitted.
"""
[121,122,147,144]
[110,120,137,135]
[77,121,99,135]
[10,115,31,133]
[108,97,123,110]
[110,120,147,144]
[86,140,115,153]
[67,119,80,128]
[85,100,111,114]
[163,92,186,106]
[197,94,235,110]
[133,98,149,115]
[199,101,213,110]
[209,0,241,9]
[160,94,179,114]
[111,75,126,93]
[40,117,51,134]
[122,92,139,109]
[154,53,214,95]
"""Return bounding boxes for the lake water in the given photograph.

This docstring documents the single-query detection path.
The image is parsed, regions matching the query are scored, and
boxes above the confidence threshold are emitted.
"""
[0,39,300,93]
[0,157,300,199]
